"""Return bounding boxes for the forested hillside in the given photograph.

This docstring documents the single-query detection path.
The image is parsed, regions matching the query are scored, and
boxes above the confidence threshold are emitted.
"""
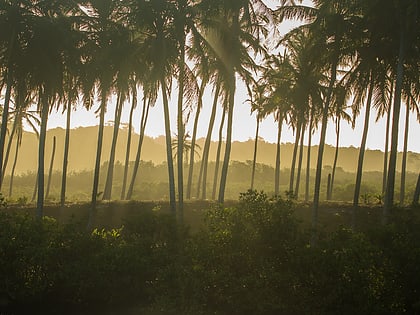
[8,126,420,174]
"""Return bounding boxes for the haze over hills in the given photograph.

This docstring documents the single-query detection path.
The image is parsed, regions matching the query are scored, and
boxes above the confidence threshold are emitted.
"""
[8,126,420,175]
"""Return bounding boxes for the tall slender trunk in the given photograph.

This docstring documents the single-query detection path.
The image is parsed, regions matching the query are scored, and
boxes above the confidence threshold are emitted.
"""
[329,117,341,200]
[218,78,235,203]
[121,90,137,200]
[45,136,56,199]
[295,122,305,198]
[89,93,107,229]
[126,97,150,200]
[399,100,410,205]
[32,172,38,203]
[305,114,313,202]
[177,45,185,221]
[289,119,302,193]
[37,91,49,219]
[313,61,337,244]
[250,116,260,190]
[274,111,283,196]
[161,79,176,213]
[198,82,220,199]
[60,100,72,207]
[212,107,226,200]
[382,82,393,196]
[0,33,16,191]
[384,29,405,221]
[186,82,205,199]
[353,77,374,208]
[0,73,13,191]
[2,113,18,181]
[103,92,123,200]
[8,136,20,198]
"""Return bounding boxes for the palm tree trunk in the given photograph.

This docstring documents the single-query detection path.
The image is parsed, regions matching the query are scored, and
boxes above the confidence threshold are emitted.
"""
[294,122,305,198]
[289,119,302,193]
[8,136,20,198]
[37,91,49,219]
[186,82,205,199]
[274,111,283,196]
[218,78,235,203]
[103,92,123,200]
[2,115,18,181]
[161,79,176,213]
[45,136,56,199]
[399,100,410,205]
[329,117,341,200]
[126,97,150,200]
[382,82,393,196]
[305,114,313,202]
[32,172,38,203]
[0,33,16,191]
[89,94,107,229]
[0,71,13,190]
[198,82,220,199]
[121,90,136,200]
[177,45,185,221]
[353,77,373,208]
[313,61,337,244]
[250,116,260,190]
[60,101,72,207]
[212,107,226,200]
[384,30,405,221]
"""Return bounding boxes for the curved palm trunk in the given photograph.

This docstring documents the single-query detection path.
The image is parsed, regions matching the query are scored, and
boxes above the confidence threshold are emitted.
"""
[103,92,123,200]
[305,114,313,202]
[45,136,56,199]
[177,45,185,221]
[121,91,136,200]
[382,82,393,196]
[126,97,150,200]
[161,79,176,213]
[8,136,20,198]
[294,122,305,198]
[329,117,341,200]
[218,79,235,203]
[384,30,405,222]
[89,94,107,229]
[250,117,260,190]
[212,107,226,200]
[399,100,410,205]
[289,119,302,193]
[313,61,337,244]
[37,91,49,219]
[198,83,220,199]
[353,78,373,208]
[60,101,72,207]
[274,112,283,196]
[186,82,205,200]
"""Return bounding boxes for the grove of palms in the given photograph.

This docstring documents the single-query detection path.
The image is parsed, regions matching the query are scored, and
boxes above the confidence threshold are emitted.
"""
[0,0,419,234]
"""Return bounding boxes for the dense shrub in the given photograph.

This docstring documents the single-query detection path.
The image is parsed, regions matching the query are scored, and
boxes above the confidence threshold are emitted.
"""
[1,193,420,314]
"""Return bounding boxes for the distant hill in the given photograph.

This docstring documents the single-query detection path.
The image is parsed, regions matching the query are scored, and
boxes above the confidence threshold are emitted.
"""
[6,126,420,175]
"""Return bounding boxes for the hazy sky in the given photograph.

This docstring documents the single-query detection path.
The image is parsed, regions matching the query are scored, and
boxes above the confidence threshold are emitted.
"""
[44,80,420,154]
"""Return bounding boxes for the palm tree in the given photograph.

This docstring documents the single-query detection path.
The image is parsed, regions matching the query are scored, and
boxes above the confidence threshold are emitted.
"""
[383,0,420,219]
[198,0,272,203]
[0,0,35,191]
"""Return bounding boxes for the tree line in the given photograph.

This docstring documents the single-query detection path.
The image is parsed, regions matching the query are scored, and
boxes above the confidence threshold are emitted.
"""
[0,0,419,233]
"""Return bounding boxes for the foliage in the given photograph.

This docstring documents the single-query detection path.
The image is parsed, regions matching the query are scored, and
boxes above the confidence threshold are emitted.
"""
[1,193,420,314]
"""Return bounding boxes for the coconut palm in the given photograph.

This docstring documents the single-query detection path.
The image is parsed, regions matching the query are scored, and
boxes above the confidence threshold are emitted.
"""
[198,0,273,203]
